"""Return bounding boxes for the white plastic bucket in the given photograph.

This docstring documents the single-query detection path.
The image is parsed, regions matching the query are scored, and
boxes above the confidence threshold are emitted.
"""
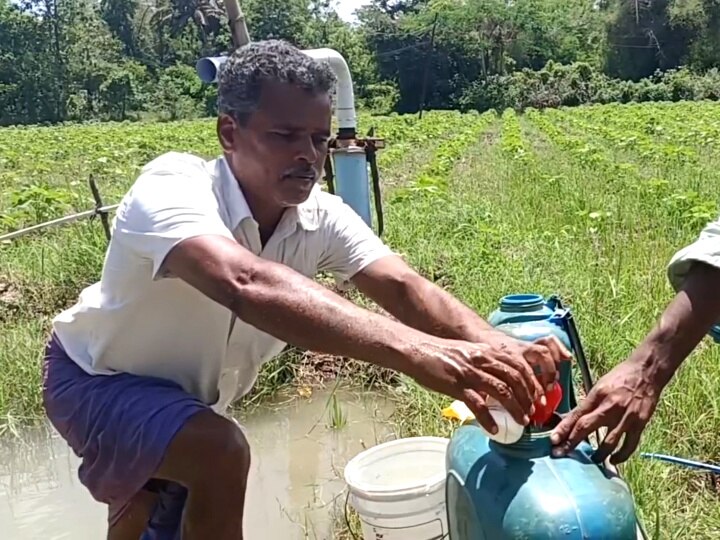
[343,436,450,540]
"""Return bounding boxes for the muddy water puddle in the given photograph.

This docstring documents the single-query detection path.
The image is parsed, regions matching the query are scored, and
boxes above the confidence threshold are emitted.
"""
[0,388,397,539]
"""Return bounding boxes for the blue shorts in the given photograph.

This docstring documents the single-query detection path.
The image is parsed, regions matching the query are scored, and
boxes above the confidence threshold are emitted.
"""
[41,333,210,539]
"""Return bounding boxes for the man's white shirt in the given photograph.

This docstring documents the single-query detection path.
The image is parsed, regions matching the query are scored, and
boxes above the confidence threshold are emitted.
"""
[52,152,393,412]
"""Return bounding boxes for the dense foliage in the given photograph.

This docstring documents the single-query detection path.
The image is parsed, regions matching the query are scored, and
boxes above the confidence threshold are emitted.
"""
[2,0,720,126]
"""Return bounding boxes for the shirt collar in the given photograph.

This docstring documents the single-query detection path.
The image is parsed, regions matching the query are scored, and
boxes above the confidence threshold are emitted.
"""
[216,156,320,234]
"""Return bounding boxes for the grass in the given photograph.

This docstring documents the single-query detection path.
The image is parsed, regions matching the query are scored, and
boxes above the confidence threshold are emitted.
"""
[327,393,348,430]
[3,102,720,537]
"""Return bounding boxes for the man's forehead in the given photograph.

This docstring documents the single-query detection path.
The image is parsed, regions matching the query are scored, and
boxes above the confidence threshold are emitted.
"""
[255,81,332,120]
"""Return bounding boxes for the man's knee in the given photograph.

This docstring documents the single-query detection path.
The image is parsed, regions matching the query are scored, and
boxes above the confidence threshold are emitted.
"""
[157,410,250,490]
[198,415,251,481]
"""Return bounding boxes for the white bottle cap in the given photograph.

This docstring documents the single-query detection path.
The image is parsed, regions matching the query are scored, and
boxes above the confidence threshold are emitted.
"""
[479,400,525,445]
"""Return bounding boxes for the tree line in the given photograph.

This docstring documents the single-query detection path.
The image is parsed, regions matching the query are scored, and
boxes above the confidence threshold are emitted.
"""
[2,0,720,127]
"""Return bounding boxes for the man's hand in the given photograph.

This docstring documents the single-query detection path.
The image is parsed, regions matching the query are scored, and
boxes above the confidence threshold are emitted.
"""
[352,255,572,414]
[550,262,720,465]
[480,331,572,392]
[550,351,662,464]
[409,332,571,434]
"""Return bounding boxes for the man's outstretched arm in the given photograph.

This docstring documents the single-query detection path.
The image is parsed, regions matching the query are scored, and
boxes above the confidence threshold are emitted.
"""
[352,254,571,391]
[162,234,546,430]
[352,255,495,341]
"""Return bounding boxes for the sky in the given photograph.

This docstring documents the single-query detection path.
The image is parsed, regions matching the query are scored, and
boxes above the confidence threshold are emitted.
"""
[334,0,372,23]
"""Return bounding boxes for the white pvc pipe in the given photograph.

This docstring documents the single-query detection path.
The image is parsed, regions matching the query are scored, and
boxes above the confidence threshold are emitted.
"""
[195,47,357,131]
[302,48,357,131]
[196,56,227,85]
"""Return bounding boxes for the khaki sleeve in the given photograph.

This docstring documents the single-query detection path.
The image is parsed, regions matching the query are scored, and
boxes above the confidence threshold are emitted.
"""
[667,215,720,292]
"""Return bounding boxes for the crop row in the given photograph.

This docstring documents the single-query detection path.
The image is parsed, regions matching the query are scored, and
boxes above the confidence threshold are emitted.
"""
[368,110,489,170]
[525,108,618,171]
[562,102,720,153]
[0,111,474,235]
[499,108,531,162]
[393,111,495,200]
[526,106,719,232]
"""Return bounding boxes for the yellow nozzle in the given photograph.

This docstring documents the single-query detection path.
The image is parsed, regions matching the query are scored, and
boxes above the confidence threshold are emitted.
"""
[441,400,476,425]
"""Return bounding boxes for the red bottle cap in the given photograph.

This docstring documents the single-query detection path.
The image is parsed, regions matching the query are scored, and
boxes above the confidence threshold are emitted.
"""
[529,382,563,427]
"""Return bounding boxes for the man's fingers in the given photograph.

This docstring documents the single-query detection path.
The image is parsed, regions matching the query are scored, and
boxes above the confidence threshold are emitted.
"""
[592,422,626,464]
[463,391,497,435]
[609,428,642,465]
[550,408,581,448]
[525,343,557,389]
[550,395,597,448]
[560,411,605,455]
[482,378,529,427]
[483,361,534,414]
[505,350,545,404]
[537,335,572,361]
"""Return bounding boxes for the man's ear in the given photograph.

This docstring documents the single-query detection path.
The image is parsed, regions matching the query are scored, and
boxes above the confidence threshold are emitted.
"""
[217,114,237,152]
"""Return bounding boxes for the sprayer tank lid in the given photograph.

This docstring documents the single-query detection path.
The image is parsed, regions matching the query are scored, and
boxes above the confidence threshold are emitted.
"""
[499,294,545,313]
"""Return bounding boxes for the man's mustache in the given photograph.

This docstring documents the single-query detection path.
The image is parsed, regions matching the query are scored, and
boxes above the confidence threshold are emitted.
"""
[282,168,317,179]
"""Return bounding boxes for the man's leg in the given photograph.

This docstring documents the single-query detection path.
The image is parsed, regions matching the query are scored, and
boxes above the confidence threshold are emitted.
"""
[42,333,249,540]
[151,410,251,540]
[107,490,159,540]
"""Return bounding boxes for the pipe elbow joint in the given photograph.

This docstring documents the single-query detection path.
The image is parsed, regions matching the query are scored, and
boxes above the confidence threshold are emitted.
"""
[302,48,357,133]
[195,47,357,133]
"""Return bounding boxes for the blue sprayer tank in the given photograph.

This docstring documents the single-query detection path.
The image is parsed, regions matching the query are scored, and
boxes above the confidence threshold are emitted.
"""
[445,294,641,539]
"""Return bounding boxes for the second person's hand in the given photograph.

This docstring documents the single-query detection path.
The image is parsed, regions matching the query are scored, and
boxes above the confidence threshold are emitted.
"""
[550,351,663,464]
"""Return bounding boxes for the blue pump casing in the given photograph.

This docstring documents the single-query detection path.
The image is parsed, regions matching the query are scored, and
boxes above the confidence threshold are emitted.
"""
[331,146,373,228]
[445,293,641,539]
[445,424,639,539]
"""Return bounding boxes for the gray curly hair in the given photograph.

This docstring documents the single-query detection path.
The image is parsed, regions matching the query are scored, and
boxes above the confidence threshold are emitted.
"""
[217,39,337,125]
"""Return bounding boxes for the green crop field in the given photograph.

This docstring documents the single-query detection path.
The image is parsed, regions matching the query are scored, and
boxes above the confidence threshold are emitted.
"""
[3,102,720,537]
